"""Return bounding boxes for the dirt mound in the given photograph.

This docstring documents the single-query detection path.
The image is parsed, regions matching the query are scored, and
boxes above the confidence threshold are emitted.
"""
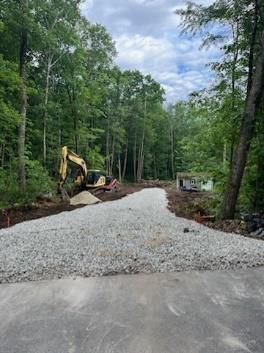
[70,191,101,205]
[166,188,213,220]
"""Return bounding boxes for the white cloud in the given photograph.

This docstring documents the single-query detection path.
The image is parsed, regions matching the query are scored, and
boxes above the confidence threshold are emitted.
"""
[81,0,222,102]
[116,35,175,68]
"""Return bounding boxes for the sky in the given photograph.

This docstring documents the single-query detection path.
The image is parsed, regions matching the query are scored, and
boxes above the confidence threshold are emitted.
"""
[81,0,221,103]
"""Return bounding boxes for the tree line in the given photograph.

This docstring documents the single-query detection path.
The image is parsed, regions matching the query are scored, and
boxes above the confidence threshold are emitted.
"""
[0,0,263,218]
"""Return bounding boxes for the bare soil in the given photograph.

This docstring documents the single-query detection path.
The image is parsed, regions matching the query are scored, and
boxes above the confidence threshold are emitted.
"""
[165,185,260,239]
[96,184,146,202]
[0,184,146,229]
[0,200,82,229]
[0,181,257,238]
[166,188,213,220]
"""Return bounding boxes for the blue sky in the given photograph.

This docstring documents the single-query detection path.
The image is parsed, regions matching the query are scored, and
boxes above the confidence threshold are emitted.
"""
[81,0,221,102]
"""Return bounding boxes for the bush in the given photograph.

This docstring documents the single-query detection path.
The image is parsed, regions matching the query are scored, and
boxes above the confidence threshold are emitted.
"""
[0,169,18,207]
[0,160,54,207]
[205,192,223,219]
[25,160,54,200]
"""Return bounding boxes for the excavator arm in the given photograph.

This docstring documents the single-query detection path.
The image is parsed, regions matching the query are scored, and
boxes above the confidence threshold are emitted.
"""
[58,146,117,199]
[58,146,88,192]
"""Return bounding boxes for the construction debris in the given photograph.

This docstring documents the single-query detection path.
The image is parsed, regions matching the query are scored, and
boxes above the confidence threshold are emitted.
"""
[70,191,101,206]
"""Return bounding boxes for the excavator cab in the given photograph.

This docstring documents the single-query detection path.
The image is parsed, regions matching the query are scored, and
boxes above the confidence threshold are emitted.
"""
[86,170,106,188]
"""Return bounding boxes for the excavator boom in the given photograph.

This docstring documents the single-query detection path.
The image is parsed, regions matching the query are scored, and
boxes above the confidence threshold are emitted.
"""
[58,146,88,191]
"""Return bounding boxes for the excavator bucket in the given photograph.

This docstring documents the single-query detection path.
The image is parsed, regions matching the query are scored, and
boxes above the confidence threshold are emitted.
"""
[57,185,70,201]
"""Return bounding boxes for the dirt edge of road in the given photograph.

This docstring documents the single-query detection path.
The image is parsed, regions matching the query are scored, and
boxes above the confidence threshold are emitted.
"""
[0,182,262,240]
[0,184,148,229]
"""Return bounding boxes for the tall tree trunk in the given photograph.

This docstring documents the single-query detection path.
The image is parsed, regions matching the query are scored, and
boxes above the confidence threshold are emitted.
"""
[67,86,79,153]
[18,0,28,189]
[57,106,62,147]
[223,141,227,166]
[229,21,239,168]
[253,122,264,211]
[137,144,143,181]
[138,155,144,181]
[229,139,234,169]
[170,119,175,179]
[109,136,115,175]
[0,143,4,168]
[118,153,122,183]
[133,134,137,182]
[153,153,157,179]
[43,56,52,165]
[122,139,128,180]
[43,45,64,163]
[106,115,110,175]
[137,95,146,182]
[72,88,79,154]
[222,29,264,219]
[137,143,142,181]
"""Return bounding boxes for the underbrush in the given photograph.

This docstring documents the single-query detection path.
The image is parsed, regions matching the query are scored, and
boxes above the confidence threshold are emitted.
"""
[0,160,54,207]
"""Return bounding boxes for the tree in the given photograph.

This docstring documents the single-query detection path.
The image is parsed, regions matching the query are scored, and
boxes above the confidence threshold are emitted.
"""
[17,0,29,189]
[0,53,20,168]
[223,26,264,218]
[177,0,264,218]
[34,0,81,164]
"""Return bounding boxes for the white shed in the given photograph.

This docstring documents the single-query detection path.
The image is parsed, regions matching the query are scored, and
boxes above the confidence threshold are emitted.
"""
[176,172,214,192]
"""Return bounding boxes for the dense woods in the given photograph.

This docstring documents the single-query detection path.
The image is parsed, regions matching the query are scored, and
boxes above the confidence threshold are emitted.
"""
[0,0,263,218]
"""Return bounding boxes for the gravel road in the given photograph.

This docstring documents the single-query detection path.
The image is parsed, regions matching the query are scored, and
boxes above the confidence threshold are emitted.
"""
[0,188,264,283]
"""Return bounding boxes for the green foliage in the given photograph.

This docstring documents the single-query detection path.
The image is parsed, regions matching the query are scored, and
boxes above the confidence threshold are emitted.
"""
[0,0,168,205]
[0,54,20,146]
[25,160,54,198]
[176,0,264,216]
[0,169,17,207]
[0,160,54,207]
[87,146,105,170]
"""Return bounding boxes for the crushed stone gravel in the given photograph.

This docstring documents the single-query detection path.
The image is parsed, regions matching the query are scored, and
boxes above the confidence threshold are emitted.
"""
[0,188,264,283]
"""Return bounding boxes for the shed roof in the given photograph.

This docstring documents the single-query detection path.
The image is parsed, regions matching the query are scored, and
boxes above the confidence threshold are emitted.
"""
[177,172,212,178]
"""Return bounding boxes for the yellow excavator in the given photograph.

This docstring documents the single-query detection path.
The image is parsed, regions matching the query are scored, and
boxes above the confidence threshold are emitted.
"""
[58,146,117,198]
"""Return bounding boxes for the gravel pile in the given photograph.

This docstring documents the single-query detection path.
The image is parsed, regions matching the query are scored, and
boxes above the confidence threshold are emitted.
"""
[0,188,264,283]
[70,191,101,205]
